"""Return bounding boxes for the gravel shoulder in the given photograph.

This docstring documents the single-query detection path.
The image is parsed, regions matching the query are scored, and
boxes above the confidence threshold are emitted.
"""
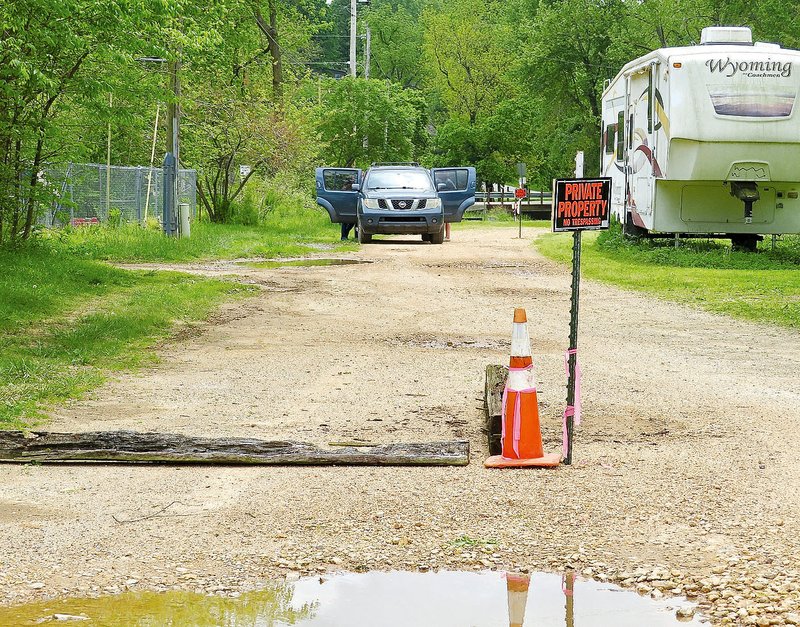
[1,227,798,624]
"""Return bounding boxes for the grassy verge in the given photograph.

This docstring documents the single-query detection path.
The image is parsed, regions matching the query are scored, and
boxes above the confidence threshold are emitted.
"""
[0,247,255,429]
[1,186,354,428]
[455,209,549,229]
[536,225,800,328]
[45,207,355,263]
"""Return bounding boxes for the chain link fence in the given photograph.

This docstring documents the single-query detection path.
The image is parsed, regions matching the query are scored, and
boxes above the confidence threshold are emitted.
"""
[39,163,196,227]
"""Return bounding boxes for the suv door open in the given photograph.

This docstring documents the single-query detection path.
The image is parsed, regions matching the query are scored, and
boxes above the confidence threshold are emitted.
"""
[431,167,477,222]
[315,167,362,224]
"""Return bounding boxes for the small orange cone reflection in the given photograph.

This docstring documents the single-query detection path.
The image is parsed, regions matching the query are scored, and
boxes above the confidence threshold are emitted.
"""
[506,572,530,627]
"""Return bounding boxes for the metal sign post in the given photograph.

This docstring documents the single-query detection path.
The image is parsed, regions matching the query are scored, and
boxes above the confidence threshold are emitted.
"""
[516,162,527,239]
[552,152,611,464]
[162,152,177,237]
[515,186,526,238]
[564,230,581,465]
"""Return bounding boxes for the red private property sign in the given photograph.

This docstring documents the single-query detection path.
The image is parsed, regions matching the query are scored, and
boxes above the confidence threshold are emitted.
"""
[514,188,526,199]
[552,178,611,231]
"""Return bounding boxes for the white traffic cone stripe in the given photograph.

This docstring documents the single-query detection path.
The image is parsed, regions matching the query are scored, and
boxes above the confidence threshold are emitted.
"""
[510,321,532,357]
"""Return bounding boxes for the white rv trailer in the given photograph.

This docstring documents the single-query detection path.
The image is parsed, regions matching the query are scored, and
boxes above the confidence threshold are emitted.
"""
[600,26,800,248]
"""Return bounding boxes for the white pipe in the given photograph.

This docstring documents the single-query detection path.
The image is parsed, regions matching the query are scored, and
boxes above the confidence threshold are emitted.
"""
[144,104,160,222]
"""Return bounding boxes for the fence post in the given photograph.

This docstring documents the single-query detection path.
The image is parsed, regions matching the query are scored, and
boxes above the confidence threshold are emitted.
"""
[135,167,143,223]
[163,152,177,236]
[179,203,191,238]
[97,165,103,221]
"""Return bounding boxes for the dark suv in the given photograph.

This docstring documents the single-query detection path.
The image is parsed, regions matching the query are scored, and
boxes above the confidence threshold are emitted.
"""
[315,163,476,244]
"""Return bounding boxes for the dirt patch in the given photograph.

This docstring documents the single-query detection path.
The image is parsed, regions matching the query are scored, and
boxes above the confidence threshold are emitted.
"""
[2,227,799,624]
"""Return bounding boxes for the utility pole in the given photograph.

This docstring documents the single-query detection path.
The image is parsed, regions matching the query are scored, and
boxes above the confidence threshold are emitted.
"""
[166,58,181,166]
[364,25,371,79]
[350,0,357,77]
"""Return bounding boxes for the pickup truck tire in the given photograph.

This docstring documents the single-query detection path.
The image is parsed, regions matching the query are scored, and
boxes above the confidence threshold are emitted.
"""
[357,223,372,244]
[430,227,445,245]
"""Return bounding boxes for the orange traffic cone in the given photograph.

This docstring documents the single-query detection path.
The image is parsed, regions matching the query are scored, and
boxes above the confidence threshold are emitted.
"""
[485,308,561,468]
[506,572,530,627]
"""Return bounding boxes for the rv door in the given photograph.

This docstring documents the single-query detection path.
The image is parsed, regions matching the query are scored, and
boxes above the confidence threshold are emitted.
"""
[315,168,362,224]
[431,167,477,223]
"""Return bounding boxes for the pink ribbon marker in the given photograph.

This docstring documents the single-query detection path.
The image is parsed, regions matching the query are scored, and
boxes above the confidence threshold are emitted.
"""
[562,348,582,458]
[501,365,536,459]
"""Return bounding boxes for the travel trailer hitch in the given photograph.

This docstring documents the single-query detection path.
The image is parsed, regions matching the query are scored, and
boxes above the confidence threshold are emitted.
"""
[729,182,759,224]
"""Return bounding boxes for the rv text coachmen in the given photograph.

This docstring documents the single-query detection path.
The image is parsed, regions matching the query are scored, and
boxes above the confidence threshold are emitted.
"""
[601,26,800,250]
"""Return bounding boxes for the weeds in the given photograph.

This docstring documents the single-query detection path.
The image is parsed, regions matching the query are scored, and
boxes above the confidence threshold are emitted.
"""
[536,224,800,328]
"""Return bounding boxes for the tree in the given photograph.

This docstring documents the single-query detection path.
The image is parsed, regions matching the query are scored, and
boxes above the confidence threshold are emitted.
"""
[365,0,426,87]
[422,0,514,125]
[316,77,424,168]
[0,0,170,243]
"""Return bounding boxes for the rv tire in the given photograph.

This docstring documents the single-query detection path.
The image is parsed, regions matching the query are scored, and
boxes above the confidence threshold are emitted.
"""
[623,214,647,239]
[730,234,760,252]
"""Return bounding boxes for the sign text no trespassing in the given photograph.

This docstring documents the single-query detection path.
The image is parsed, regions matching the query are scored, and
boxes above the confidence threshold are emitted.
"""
[552,178,611,232]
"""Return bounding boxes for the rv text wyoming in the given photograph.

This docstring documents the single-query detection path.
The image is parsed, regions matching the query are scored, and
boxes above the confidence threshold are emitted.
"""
[706,58,792,78]
[600,26,800,250]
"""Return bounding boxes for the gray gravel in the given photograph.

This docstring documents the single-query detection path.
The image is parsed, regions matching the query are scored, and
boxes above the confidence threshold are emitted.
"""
[1,227,798,625]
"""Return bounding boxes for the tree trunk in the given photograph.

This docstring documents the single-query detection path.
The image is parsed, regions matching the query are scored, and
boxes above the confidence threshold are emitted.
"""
[254,2,282,104]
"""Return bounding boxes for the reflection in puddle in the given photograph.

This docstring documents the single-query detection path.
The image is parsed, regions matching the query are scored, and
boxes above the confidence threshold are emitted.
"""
[0,570,705,626]
[242,258,370,268]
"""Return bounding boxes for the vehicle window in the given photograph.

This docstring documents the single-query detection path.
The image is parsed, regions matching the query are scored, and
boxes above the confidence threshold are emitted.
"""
[604,124,617,154]
[616,111,625,162]
[366,170,434,191]
[324,170,357,191]
[433,169,469,191]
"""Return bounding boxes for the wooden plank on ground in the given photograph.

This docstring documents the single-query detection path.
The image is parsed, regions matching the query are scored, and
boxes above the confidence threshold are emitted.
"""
[484,364,506,456]
[0,431,469,466]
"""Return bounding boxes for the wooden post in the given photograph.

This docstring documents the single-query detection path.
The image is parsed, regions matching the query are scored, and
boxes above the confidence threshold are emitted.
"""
[484,364,506,455]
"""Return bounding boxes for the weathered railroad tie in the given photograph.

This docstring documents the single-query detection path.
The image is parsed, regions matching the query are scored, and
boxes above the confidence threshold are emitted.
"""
[0,431,469,466]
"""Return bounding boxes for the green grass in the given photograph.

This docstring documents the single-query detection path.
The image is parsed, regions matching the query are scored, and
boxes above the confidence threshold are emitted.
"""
[1,192,358,428]
[447,535,498,548]
[0,247,255,429]
[536,225,800,328]
[46,207,355,263]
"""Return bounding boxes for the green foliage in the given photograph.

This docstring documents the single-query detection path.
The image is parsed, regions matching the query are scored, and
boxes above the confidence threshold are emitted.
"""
[0,0,172,243]
[366,0,426,87]
[423,0,513,125]
[317,77,424,167]
[536,227,800,328]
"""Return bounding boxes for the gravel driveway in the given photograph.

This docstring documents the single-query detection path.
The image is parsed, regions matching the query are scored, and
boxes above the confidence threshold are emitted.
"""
[1,227,798,625]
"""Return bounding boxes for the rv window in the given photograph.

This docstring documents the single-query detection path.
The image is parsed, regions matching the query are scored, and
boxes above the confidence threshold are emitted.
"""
[628,114,634,150]
[605,124,616,154]
[616,111,625,161]
[647,69,653,133]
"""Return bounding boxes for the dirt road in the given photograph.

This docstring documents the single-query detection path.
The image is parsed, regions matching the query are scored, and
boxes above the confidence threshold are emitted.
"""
[2,227,798,624]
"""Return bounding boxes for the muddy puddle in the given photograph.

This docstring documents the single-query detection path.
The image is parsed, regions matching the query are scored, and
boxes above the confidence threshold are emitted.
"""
[241,258,371,269]
[0,570,705,626]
